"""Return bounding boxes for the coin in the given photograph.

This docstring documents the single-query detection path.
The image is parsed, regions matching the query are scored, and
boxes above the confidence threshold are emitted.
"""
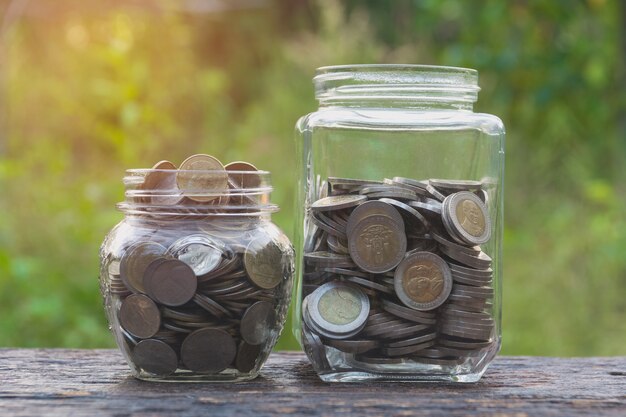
[120,241,167,294]
[382,340,435,357]
[378,198,429,233]
[307,281,370,337]
[142,258,197,306]
[132,339,178,376]
[444,191,491,245]
[177,154,229,203]
[348,215,406,273]
[119,294,161,339]
[167,234,225,276]
[408,199,443,217]
[394,251,452,311]
[142,160,183,205]
[181,328,237,373]
[304,251,356,268]
[235,341,262,373]
[385,332,437,348]
[192,293,232,317]
[346,200,404,238]
[426,184,446,201]
[311,195,367,211]
[244,236,284,289]
[240,301,276,345]
[429,179,482,192]
[325,338,380,354]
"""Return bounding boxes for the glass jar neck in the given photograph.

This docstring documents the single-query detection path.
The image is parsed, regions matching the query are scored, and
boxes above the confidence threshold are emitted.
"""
[314,65,479,110]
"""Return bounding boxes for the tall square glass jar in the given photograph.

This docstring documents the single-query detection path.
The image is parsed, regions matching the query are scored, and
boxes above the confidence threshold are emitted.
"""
[293,65,504,382]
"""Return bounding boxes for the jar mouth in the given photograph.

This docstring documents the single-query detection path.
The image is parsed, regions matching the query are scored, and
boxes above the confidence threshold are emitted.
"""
[314,64,480,108]
[118,169,278,217]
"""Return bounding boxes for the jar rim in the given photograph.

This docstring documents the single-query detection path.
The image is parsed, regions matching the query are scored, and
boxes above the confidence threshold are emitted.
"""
[119,168,277,217]
[314,64,480,108]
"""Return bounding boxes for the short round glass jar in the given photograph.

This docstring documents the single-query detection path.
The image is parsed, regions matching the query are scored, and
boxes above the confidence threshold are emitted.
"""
[293,65,505,382]
[100,157,294,382]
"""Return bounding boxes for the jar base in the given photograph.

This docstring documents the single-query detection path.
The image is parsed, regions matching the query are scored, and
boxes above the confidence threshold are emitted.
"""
[317,369,486,383]
[134,370,260,383]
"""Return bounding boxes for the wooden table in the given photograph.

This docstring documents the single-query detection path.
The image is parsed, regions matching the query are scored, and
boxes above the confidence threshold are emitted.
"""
[1,349,624,416]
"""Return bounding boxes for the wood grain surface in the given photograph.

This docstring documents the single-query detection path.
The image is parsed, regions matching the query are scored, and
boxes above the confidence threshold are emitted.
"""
[0,349,624,416]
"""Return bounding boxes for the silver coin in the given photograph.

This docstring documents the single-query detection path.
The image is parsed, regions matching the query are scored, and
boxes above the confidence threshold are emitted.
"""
[426,184,446,202]
[429,179,482,192]
[167,234,225,276]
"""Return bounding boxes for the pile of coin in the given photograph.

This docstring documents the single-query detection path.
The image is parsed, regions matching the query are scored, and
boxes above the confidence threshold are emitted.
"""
[302,176,496,368]
[125,154,268,212]
[103,155,291,377]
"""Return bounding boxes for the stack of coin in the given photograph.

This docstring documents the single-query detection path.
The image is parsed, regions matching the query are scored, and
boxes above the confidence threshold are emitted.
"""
[104,155,292,378]
[302,176,496,368]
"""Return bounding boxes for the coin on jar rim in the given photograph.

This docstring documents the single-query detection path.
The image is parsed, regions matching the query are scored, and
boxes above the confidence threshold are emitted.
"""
[143,259,197,307]
[244,235,284,289]
[177,154,229,203]
[119,241,168,294]
[181,328,237,373]
[167,234,225,276]
[132,339,179,376]
[307,281,370,336]
[119,294,161,339]
[311,194,367,211]
[240,301,276,345]
[444,191,491,245]
[348,215,407,273]
[142,160,183,205]
[394,251,452,311]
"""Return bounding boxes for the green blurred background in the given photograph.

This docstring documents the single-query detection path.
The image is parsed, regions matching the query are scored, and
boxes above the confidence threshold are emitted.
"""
[0,0,624,355]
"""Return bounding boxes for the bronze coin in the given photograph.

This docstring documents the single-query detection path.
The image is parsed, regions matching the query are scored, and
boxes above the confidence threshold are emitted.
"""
[119,241,167,294]
[348,215,406,273]
[224,161,260,189]
[244,236,285,289]
[235,341,262,373]
[240,301,276,345]
[181,328,236,373]
[132,339,178,376]
[119,294,161,339]
[177,154,228,203]
[141,160,183,205]
[143,259,197,307]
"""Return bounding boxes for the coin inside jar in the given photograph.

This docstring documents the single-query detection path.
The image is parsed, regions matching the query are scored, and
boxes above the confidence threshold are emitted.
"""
[307,281,370,337]
[132,339,178,376]
[119,241,167,294]
[444,191,491,245]
[348,214,406,273]
[167,234,225,276]
[181,328,237,373]
[394,251,452,311]
[143,259,198,307]
[244,236,284,289]
[119,294,161,339]
[240,301,276,345]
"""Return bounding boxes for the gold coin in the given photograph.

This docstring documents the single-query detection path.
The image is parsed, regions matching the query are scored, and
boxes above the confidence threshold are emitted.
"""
[177,154,228,202]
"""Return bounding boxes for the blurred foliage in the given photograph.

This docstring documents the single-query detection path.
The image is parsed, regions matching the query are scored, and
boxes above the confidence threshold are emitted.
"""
[0,0,624,354]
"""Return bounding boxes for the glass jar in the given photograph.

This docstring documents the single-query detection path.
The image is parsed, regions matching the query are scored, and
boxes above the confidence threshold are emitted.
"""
[293,65,504,382]
[100,159,294,381]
